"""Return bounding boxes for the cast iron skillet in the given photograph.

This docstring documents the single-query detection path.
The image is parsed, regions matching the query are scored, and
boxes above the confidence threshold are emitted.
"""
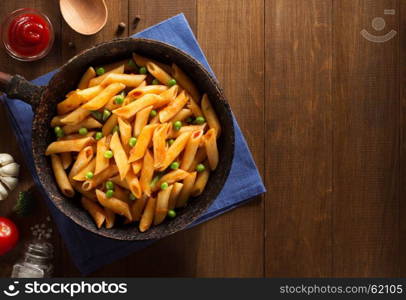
[0,38,234,240]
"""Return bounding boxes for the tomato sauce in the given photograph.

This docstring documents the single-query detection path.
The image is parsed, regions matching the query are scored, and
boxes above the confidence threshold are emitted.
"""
[7,13,51,57]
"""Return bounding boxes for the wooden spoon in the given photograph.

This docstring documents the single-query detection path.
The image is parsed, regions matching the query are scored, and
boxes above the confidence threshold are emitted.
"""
[59,0,108,35]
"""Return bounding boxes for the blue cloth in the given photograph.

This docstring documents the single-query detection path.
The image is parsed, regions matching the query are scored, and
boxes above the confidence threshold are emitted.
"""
[1,14,266,275]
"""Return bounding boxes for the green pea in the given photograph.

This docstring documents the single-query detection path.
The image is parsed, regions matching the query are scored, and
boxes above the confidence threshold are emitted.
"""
[104,150,113,159]
[105,181,114,190]
[173,121,182,131]
[95,132,103,140]
[160,182,169,190]
[150,110,157,117]
[152,79,159,85]
[79,127,88,135]
[168,139,175,146]
[128,59,136,68]
[85,171,94,180]
[170,162,179,170]
[102,109,112,122]
[112,125,119,134]
[96,67,105,76]
[54,126,64,138]
[168,78,177,87]
[196,164,206,173]
[194,116,206,125]
[129,193,137,201]
[91,110,103,121]
[105,189,114,198]
[167,209,176,218]
[139,67,147,74]
[114,94,124,105]
[129,137,137,147]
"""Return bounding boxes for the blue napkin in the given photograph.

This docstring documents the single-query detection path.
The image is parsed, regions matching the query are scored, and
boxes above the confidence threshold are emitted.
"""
[1,14,266,275]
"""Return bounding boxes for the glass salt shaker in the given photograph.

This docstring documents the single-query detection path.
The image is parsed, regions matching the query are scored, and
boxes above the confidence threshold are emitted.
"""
[11,241,54,278]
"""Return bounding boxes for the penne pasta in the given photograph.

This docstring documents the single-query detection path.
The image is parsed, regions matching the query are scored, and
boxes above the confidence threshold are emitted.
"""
[168,182,183,210]
[110,132,130,180]
[78,67,96,89]
[104,208,116,229]
[69,146,94,178]
[102,114,118,137]
[158,131,192,171]
[191,167,210,197]
[128,124,158,162]
[172,64,201,103]
[169,124,206,139]
[154,185,174,225]
[133,105,153,136]
[128,85,168,99]
[110,175,130,190]
[130,195,148,222]
[139,197,156,232]
[154,169,189,192]
[71,181,97,201]
[201,94,221,137]
[94,137,110,175]
[88,65,125,87]
[180,129,204,170]
[131,160,143,175]
[45,137,94,155]
[113,94,162,119]
[176,172,197,208]
[51,114,68,127]
[81,197,105,228]
[171,108,193,123]
[62,117,102,134]
[95,189,132,220]
[204,128,219,170]
[60,107,91,125]
[82,83,126,111]
[139,149,154,197]
[125,169,142,199]
[60,152,72,169]
[82,165,118,191]
[72,158,96,181]
[189,147,207,172]
[188,97,204,117]
[100,73,146,88]
[146,62,172,86]
[159,90,189,123]
[132,53,172,74]
[57,91,82,115]
[51,154,75,198]
[118,117,132,154]
[153,123,171,169]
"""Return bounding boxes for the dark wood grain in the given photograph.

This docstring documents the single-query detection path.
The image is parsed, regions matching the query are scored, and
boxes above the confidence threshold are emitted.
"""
[265,0,333,277]
[400,0,406,278]
[332,0,399,277]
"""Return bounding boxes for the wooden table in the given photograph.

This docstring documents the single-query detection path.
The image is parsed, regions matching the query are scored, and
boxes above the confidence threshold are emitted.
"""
[0,0,404,277]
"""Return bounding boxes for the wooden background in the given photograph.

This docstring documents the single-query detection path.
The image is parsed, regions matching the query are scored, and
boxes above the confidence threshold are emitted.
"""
[0,0,404,277]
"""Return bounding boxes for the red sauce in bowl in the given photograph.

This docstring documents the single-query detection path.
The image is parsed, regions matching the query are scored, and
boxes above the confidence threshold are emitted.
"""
[2,8,54,61]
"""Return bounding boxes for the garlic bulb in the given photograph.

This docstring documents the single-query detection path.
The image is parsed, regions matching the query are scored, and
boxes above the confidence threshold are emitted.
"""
[0,153,19,201]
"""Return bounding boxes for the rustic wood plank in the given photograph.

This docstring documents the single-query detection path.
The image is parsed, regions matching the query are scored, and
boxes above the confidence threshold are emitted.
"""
[332,0,399,276]
[400,0,406,278]
[265,0,333,277]
[129,0,196,34]
[0,0,62,277]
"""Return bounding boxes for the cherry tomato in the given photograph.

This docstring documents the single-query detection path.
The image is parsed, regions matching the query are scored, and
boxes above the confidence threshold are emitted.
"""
[0,217,19,255]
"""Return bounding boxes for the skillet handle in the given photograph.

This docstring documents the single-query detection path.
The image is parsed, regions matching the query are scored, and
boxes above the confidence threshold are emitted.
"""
[0,71,43,109]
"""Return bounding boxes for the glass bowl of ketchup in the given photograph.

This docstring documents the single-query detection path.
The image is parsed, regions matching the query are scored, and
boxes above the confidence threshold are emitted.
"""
[2,8,54,61]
